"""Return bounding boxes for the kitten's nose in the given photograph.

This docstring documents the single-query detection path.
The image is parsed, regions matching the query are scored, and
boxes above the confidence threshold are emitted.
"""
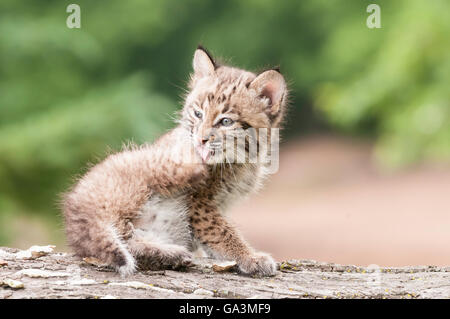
[201,133,215,145]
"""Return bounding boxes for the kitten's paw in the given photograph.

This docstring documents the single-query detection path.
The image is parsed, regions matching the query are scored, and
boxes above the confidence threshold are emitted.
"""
[116,253,137,277]
[238,252,277,277]
[158,244,193,269]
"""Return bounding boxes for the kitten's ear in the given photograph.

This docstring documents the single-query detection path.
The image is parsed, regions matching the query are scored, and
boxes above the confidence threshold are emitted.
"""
[249,69,287,119]
[193,46,216,78]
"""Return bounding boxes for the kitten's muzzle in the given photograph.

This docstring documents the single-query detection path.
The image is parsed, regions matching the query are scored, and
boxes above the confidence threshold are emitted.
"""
[201,132,216,145]
[209,141,222,150]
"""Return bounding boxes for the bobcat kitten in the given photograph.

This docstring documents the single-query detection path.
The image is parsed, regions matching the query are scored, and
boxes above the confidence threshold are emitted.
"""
[62,46,288,277]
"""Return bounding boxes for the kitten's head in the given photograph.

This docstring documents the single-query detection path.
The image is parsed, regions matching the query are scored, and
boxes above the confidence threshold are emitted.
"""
[181,46,288,164]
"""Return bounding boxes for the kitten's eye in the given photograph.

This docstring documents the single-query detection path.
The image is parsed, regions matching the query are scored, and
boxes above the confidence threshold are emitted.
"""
[194,110,202,119]
[220,118,234,126]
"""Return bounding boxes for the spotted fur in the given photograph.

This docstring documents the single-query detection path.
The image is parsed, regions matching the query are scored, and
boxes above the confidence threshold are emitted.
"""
[62,46,288,277]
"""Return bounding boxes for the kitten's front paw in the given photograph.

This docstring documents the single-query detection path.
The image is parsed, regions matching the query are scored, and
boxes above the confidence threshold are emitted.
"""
[117,253,137,277]
[118,261,136,277]
[238,252,277,277]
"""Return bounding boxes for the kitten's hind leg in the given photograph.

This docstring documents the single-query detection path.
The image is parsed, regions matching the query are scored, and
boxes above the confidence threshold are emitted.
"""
[64,214,136,277]
[127,236,193,271]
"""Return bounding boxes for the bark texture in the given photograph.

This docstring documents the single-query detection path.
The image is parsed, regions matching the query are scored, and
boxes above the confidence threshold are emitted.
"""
[1,246,450,299]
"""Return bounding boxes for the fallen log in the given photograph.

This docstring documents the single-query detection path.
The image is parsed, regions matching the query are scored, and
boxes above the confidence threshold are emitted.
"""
[1,246,449,299]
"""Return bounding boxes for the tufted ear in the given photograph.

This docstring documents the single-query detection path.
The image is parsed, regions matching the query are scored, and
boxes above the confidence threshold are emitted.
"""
[249,69,287,118]
[193,45,216,78]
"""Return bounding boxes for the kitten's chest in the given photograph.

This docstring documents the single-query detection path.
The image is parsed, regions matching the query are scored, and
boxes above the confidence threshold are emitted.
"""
[209,165,260,209]
[134,194,191,247]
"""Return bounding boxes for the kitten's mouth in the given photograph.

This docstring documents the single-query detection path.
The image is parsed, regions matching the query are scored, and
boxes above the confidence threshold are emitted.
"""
[209,142,222,149]
[196,146,215,163]
[196,142,223,163]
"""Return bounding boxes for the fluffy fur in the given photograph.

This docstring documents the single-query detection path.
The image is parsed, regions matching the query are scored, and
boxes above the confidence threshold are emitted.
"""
[62,46,288,277]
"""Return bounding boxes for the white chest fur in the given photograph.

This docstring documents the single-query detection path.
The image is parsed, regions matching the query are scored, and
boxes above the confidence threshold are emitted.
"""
[134,195,191,248]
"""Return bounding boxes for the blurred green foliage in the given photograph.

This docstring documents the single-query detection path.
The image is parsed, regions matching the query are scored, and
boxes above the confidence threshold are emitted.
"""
[0,0,448,245]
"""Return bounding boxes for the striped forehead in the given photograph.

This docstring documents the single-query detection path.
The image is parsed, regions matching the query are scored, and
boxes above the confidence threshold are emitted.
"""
[197,72,254,108]
[199,92,239,122]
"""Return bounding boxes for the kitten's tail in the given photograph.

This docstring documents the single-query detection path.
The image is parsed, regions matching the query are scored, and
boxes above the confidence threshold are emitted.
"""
[63,206,136,276]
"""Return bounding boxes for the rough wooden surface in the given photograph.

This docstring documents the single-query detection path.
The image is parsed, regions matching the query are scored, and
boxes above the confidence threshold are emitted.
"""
[1,246,450,299]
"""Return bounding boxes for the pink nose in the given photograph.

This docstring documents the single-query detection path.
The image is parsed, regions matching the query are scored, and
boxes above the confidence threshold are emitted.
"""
[201,133,215,145]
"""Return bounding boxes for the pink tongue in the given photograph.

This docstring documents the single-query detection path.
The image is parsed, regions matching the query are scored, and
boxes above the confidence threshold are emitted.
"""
[200,147,210,162]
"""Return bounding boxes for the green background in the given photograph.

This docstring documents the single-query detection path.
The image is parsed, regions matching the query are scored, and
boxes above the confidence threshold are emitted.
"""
[0,0,448,246]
